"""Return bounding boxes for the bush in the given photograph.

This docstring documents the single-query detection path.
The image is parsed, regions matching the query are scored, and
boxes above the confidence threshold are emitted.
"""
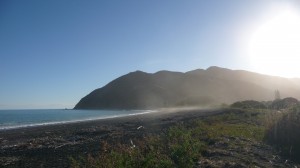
[270,97,299,110]
[231,100,267,109]
[265,106,300,161]
[167,124,205,167]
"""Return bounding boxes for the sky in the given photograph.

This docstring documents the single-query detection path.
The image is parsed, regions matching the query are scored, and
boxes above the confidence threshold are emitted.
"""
[1,0,300,109]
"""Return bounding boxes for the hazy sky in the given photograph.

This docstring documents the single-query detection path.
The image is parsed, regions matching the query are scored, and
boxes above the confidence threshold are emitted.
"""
[1,0,300,109]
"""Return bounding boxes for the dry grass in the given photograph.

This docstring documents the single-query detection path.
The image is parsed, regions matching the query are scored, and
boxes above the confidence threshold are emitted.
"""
[265,105,300,161]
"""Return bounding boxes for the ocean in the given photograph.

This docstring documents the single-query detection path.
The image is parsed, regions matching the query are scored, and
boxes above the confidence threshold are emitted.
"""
[0,109,155,130]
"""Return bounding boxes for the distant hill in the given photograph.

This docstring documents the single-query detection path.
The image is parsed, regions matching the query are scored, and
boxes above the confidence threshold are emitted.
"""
[74,66,300,109]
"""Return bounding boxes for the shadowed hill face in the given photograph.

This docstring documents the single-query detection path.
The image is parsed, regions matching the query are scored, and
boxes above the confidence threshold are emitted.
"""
[75,71,185,109]
[74,66,300,110]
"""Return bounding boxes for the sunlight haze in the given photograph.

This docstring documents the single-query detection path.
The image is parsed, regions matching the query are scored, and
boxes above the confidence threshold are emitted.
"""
[248,5,300,78]
[1,0,300,109]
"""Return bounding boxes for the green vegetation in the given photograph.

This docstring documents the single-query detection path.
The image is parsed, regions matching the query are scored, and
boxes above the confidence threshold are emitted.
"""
[270,97,299,110]
[70,98,300,167]
[265,105,300,161]
[71,123,206,168]
[231,100,267,109]
[70,109,268,168]
[231,98,300,162]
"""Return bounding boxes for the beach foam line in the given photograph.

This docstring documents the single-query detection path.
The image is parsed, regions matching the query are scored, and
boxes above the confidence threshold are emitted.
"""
[0,110,158,131]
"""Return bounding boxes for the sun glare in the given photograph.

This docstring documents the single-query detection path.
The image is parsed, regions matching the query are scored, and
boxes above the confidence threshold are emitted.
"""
[248,8,300,77]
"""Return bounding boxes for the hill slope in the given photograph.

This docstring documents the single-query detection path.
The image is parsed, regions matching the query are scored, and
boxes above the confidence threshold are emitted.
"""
[74,66,300,109]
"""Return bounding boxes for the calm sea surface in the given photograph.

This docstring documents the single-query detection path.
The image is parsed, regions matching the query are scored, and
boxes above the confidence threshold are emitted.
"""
[0,109,154,130]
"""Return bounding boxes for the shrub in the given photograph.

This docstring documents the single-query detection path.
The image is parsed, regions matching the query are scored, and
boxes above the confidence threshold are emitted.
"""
[270,97,299,110]
[265,105,300,162]
[167,124,205,167]
[231,100,267,109]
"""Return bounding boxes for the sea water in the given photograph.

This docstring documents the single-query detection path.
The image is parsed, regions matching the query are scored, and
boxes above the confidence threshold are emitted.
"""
[0,109,154,130]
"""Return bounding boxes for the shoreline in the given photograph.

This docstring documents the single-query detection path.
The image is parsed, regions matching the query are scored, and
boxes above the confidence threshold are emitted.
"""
[0,107,214,132]
[0,107,223,167]
[0,109,159,131]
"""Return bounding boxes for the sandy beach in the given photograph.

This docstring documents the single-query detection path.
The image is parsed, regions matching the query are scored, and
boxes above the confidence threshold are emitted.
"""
[0,108,223,167]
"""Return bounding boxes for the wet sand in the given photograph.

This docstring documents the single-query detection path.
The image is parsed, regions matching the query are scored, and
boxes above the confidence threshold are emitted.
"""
[0,108,224,167]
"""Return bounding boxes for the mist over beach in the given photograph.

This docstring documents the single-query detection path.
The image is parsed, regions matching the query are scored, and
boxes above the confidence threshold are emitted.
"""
[1,0,300,167]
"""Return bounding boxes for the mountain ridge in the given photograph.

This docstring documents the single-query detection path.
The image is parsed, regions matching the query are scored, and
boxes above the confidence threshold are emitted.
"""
[74,66,300,110]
